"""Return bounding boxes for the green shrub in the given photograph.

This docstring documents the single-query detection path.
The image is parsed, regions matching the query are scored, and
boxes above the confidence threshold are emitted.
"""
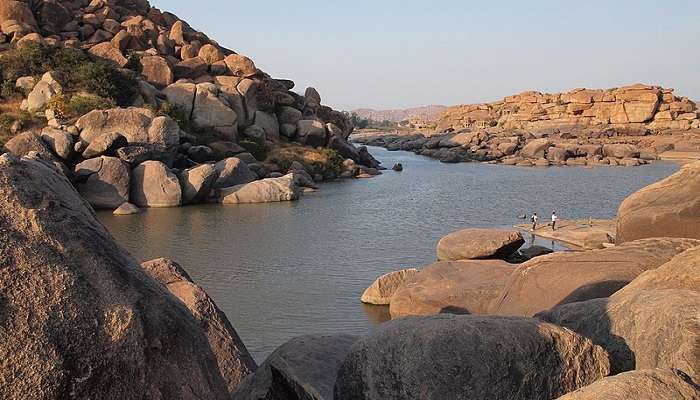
[65,94,113,117]
[155,101,189,128]
[0,80,22,100]
[239,140,268,161]
[0,110,33,141]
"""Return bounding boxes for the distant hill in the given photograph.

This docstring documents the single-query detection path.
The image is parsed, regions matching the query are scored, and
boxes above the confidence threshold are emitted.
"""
[351,105,447,123]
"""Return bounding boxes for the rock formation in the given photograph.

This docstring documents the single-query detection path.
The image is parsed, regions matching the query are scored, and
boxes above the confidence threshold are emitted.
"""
[360,268,418,305]
[617,161,700,243]
[0,153,253,399]
[436,228,525,261]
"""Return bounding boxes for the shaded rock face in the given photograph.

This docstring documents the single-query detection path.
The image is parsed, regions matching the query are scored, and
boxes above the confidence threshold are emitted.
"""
[4,131,58,161]
[360,268,418,305]
[74,156,130,209]
[141,258,257,394]
[436,228,524,261]
[617,161,700,243]
[334,315,610,400]
[0,154,241,400]
[214,157,257,189]
[538,289,700,381]
[218,173,299,204]
[555,369,700,400]
[178,164,219,205]
[613,245,700,297]
[492,238,700,317]
[232,335,358,400]
[389,260,517,318]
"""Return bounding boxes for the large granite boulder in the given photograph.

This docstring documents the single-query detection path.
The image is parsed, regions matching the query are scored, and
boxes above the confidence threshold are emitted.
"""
[436,228,524,261]
[617,161,700,243]
[4,131,58,162]
[142,258,257,393]
[334,315,610,400]
[178,164,219,205]
[360,268,418,305]
[214,157,257,189]
[76,108,179,149]
[613,245,700,297]
[538,289,700,381]
[0,154,244,399]
[131,160,182,207]
[602,144,640,159]
[521,138,551,158]
[40,127,73,160]
[140,55,174,89]
[389,260,517,318]
[218,174,299,204]
[74,156,130,210]
[555,369,700,400]
[492,238,700,316]
[192,83,238,130]
[224,54,257,78]
[232,335,358,400]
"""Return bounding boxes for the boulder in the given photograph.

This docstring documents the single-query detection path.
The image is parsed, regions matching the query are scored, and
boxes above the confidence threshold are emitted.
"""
[88,42,128,68]
[214,157,257,189]
[4,131,57,162]
[232,335,358,400]
[613,245,700,297]
[253,111,280,141]
[218,174,299,204]
[520,138,551,158]
[617,161,700,242]
[198,44,224,64]
[224,54,257,78]
[74,156,130,210]
[328,135,360,162]
[193,83,238,129]
[140,55,174,89]
[113,202,140,215]
[82,132,128,159]
[25,72,62,113]
[436,228,524,261]
[389,260,517,318]
[142,258,257,393]
[602,144,640,159]
[187,145,214,163]
[163,82,197,117]
[131,160,182,207]
[297,120,327,147]
[0,1,37,32]
[40,127,73,160]
[179,164,219,205]
[492,238,700,317]
[538,289,700,380]
[77,108,171,146]
[554,369,700,400]
[334,315,610,400]
[360,268,418,305]
[209,141,245,159]
[173,57,209,79]
[0,154,243,399]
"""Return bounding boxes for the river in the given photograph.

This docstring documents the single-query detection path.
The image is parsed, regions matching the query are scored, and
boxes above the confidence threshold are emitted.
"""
[98,146,679,362]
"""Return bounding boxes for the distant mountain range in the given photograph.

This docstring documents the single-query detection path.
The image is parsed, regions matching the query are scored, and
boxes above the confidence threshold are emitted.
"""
[351,105,447,123]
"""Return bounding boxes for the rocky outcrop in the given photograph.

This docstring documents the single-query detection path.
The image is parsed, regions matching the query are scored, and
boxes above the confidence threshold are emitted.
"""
[613,245,700,297]
[492,238,700,316]
[232,334,358,400]
[538,289,700,381]
[0,153,250,399]
[389,260,517,318]
[360,268,418,305]
[334,315,610,400]
[217,173,300,204]
[141,258,257,393]
[436,228,524,261]
[616,161,700,243]
[555,369,700,400]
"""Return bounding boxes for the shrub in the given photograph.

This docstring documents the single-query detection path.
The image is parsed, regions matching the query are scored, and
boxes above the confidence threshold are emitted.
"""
[65,94,113,117]
[239,139,268,161]
[155,101,189,128]
[0,110,33,142]
[267,145,344,178]
[0,80,23,100]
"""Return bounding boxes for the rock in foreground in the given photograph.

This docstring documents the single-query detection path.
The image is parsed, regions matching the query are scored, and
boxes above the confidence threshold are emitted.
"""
[0,154,249,399]
[334,315,610,400]
[617,160,700,243]
[436,228,524,261]
[360,268,418,305]
[555,369,700,400]
[389,260,516,318]
[492,238,700,316]
[538,289,700,380]
[233,334,358,400]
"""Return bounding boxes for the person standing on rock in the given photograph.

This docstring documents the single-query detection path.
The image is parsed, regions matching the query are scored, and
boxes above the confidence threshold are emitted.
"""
[531,213,539,231]
[551,211,558,231]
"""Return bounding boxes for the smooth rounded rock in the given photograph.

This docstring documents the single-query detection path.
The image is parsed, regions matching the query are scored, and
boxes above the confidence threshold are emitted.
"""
[436,228,525,261]
[360,268,418,305]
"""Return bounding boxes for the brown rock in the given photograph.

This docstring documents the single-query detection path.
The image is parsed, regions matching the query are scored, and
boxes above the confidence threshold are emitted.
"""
[334,315,610,400]
[224,54,257,78]
[142,258,256,393]
[389,260,517,318]
[360,268,418,305]
[88,42,128,68]
[554,369,700,400]
[492,238,700,316]
[198,44,224,64]
[538,289,700,380]
[0,154,240,400]
[617,161,700,242]
[4,131,57,162]
[173,57,209,79]
[74,156,130,210]
[218,174,299,204]
[140,55,174,89]
[436,228,524,261]
[131,160,182,207]
[113,202,140,215]
[602,144,640,159]
[520,138,551,158]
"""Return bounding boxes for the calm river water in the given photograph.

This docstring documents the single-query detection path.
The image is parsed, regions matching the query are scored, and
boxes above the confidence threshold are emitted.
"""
[98,147,679,362]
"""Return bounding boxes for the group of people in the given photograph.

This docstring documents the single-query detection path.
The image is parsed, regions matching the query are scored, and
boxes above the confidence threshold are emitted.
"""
[531,211,558,231]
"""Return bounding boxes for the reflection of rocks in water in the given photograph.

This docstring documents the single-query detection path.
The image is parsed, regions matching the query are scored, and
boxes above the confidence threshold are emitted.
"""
[361,303,390,325]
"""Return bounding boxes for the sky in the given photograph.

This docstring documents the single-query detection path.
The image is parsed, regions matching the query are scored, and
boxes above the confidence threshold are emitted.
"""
[151,0,700,111]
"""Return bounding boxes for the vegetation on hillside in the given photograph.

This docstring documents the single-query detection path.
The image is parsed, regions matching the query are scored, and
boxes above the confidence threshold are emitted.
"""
[349,112,398,130]
[267,144,344,178]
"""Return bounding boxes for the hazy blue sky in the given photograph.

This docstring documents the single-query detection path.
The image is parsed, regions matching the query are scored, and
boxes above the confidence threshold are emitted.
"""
[151,0,700,111]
